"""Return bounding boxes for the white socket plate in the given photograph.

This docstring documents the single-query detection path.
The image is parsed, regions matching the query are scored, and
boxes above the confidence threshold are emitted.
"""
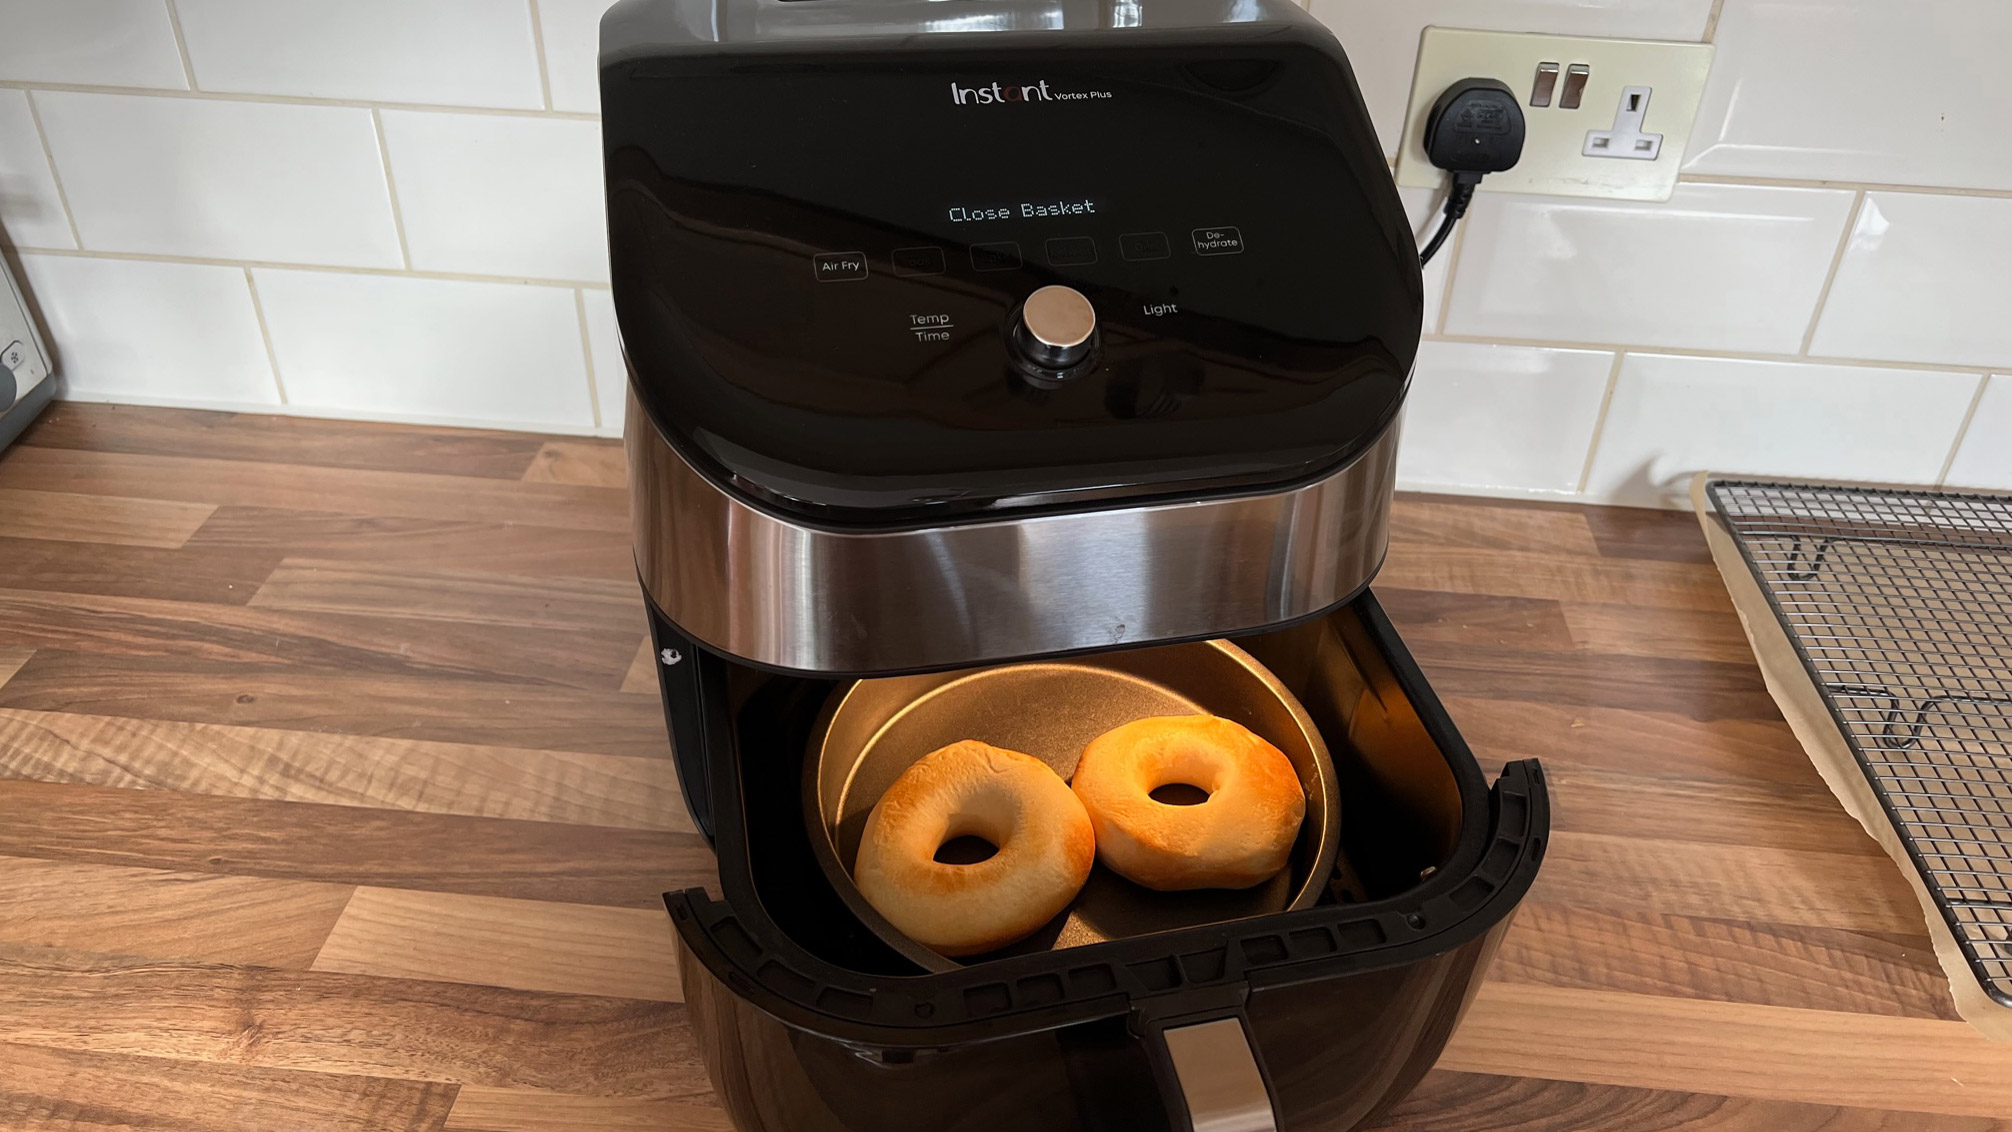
[1,257,52,402]
[1395,28,1715,203]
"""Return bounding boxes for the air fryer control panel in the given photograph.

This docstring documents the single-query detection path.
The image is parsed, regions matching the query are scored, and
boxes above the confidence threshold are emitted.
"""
[604,34,1420,521]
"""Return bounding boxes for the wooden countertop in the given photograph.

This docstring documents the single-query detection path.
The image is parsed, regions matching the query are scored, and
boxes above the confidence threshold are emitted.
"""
[0,402,2007,1130]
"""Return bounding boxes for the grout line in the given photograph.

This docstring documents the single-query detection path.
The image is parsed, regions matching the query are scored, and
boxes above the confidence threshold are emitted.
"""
[162,0,199,90]
[7,244,612,291]
[1937,376,1992,486]
[1677,172,2012,201]
[371,109,415,271]
[1575,350,1629,494]
[1798,189,1865,356]
[1702,0,1728,41]
[21,93,85,250]
[528,0,556,112]
[0,79,595,120]
[242,268,289,404]
[1421,331,2003,378]
[574,287,602,430]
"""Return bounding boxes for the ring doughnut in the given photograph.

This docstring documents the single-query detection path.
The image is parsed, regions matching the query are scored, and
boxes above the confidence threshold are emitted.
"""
[1071,715,1306,891]
[854,740,1096,956]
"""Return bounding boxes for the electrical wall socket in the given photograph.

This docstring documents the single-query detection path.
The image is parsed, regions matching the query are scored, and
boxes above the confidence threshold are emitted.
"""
[1394,28,1714,202]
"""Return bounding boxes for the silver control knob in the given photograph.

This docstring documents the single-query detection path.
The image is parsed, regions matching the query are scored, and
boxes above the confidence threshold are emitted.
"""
[1012,285,1098,373]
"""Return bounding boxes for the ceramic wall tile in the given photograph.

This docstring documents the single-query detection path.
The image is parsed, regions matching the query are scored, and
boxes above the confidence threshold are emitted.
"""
[18,254,277,404]
[1398,341,1614,494]
[537,0,615,114]
[0,90,74,249]
[1688,0,2012,190]
[253,269,594,429]
[1944,375,2012,491]
[380,111,607,281]
[580,288,626,435]
[34,92,401,268]
[1584,353,1979,507]
[175,0,542,108]
[0,0,187,88]
[1443,183,1854,353]
[1809,192,2012,370]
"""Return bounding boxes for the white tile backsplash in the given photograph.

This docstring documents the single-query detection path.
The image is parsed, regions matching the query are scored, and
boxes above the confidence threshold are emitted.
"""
[0,0,187,89]
[1585,354,1980,507]
[380,111,607,282]
[1443,183,1855,353]
[1945,376,2012,491]
[0,90,74,249]
[538,0,614,114]
[1307,0,1715,155]
[34,92,401,268]
[1808,193,2012,371]
[1398,342,1614,495]
[0,0,2005,481]
[253,269,594,429]
[174,0,543,108]
[1688,0,2012,190]
[18,254,277,405]
[580,288,627,435]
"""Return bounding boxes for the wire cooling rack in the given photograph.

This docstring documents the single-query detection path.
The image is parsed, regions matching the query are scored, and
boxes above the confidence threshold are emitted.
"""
[1708,480,2012,1005]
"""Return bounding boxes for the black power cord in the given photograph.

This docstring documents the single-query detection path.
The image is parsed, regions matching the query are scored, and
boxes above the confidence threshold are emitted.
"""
[1417,78,1526,265]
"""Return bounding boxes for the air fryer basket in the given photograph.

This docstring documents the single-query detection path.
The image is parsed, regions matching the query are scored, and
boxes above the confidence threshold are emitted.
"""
[651,591,1548,1132]
[804,638,1343,972]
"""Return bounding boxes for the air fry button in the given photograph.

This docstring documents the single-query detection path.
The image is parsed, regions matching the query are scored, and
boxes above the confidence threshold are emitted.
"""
[1191,227,1245,256]
[812,252,868,282]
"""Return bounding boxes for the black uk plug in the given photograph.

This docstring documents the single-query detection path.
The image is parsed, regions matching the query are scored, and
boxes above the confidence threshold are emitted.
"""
[1417,78,1526,265]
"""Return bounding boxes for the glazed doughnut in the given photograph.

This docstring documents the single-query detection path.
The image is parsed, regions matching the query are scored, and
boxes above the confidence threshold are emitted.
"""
[854,740,1095,956]
[1072,715,1305,891]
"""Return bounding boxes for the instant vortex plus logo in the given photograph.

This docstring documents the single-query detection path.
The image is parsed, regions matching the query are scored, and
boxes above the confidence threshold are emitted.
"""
[949,80,1112,105]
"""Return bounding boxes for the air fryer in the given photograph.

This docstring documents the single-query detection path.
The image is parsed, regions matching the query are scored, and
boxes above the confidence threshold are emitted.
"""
[603,2,1549,1129]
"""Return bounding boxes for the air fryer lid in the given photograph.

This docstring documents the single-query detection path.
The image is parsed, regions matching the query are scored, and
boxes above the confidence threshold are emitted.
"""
[603,15,1421,522]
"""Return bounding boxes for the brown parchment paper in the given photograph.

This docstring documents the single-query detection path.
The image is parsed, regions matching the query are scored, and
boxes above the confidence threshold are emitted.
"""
[1690,472,2012,1042]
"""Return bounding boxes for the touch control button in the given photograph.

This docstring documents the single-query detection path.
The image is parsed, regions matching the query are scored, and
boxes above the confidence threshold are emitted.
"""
[812,252,868,282]
[971,242,1022,271]
[1045,236,1097,266]
[1192,226,1245,256]
[1119,231,1171,261]
[892,246,946,276]
[1013,285,1098,377]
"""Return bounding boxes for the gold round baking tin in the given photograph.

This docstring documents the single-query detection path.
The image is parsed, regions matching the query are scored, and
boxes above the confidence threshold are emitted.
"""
[804,639,1342,973]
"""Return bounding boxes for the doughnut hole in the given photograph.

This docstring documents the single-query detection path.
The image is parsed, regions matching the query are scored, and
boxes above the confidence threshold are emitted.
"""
[934,835,999,864]
[1143,741,1228,808]
[929,782,1021,870]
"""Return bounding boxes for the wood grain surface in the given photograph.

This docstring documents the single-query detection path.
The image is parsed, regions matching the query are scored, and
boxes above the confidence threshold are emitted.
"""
[1,402,2007,1130]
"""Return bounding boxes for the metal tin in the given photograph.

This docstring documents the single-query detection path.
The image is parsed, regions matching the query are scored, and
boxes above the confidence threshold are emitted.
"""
[804,638,1341,972]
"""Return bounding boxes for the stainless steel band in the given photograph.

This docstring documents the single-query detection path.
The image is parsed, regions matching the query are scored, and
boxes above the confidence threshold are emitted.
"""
[628,386,1398,674]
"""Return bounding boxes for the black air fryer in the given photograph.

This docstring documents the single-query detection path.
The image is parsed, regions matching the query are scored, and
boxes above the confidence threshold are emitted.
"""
[602,2,1548,1128]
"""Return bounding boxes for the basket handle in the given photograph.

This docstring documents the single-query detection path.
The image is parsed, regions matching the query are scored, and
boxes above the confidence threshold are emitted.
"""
[1152,1015,1278,1132]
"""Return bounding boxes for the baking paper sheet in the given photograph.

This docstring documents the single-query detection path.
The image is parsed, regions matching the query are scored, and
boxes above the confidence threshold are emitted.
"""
[1692,473,2012,1042]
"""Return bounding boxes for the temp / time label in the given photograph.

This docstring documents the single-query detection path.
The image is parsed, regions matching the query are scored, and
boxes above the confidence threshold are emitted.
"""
[909,312,954,342]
